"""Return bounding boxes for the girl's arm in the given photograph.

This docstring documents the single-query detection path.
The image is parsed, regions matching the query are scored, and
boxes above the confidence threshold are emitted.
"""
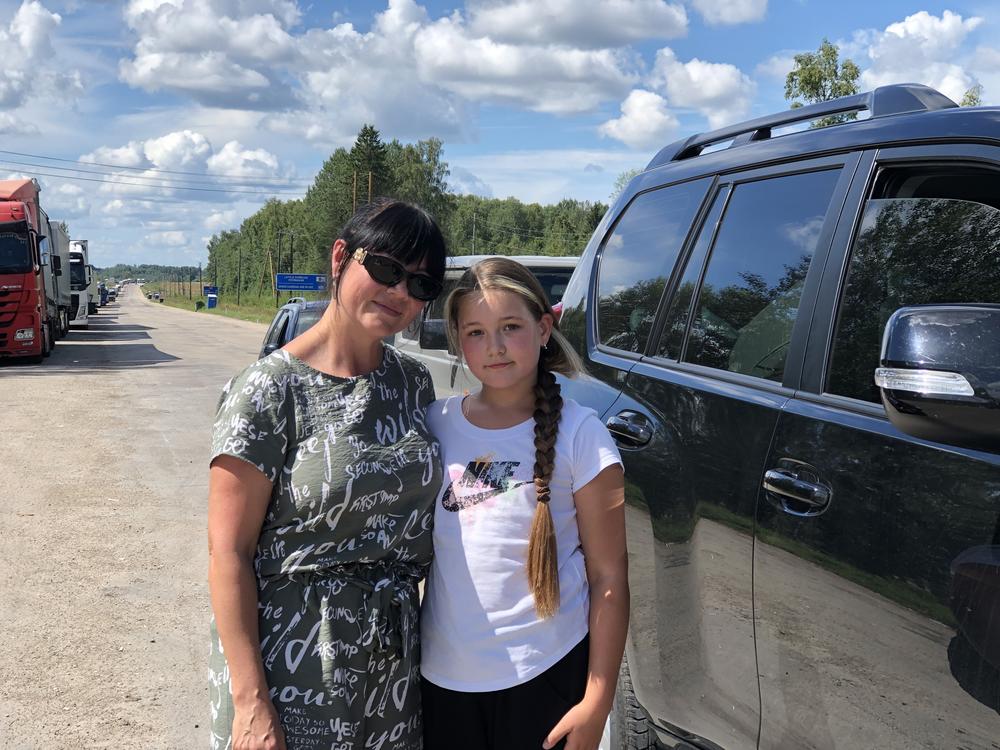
[208,455,286,750]
[545,463,629,750]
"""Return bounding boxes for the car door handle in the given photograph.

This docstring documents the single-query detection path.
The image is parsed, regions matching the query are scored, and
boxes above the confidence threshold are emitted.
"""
[763,467,832,515]
[606,410,652,447]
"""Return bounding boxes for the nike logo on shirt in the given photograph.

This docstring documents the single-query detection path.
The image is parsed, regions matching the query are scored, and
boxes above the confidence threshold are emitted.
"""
[442,459,530,511]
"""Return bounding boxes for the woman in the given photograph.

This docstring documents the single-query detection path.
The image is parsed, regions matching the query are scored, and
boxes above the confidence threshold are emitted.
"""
[207,199,446,750]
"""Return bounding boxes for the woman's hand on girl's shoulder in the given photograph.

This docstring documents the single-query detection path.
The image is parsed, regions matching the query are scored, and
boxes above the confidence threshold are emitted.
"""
[543,696,609,750]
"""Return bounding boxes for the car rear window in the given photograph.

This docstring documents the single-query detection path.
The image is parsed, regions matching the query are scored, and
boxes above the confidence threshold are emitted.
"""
[528,267,575,306]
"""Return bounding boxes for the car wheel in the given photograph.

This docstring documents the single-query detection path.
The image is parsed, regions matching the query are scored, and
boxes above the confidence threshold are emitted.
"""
[611,656,652,750]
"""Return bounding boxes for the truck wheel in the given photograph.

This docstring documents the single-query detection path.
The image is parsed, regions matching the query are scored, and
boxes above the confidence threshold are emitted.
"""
[42,323,53,357]
[611,656,652,750]
[60,310,70,338]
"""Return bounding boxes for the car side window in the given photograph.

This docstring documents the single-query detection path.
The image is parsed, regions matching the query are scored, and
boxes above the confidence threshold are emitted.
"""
[683,168,841,382]
[827,166,1000,404]
[596,178,709,354]
[265,311,289,348]
[656,187,729,360]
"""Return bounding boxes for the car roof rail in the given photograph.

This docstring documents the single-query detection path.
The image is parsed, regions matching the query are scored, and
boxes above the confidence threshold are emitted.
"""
[646,83,958,169]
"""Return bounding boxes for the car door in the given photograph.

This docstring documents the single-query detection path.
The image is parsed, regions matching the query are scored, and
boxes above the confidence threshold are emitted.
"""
[755,145,1000,749]
[605,154,860,750]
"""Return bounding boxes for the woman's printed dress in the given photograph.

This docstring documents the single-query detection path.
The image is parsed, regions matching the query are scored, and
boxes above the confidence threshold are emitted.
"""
[208,346,441,750]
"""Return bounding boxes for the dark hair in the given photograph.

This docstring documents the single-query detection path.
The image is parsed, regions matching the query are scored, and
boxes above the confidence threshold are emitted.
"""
[331,199,447,299]
[444,257,583,619]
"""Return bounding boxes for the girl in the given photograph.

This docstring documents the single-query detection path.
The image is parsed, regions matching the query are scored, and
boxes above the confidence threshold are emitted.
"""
[208,199,446,750]
[421,257,629,750]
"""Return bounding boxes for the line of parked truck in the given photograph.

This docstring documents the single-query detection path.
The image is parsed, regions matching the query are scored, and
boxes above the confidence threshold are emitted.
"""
[0,177,106,364]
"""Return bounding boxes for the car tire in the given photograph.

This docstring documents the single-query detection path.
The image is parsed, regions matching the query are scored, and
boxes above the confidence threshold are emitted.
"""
[611,656,653,750]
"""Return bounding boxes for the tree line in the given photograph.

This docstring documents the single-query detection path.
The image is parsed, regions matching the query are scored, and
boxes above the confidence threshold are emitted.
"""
[97,262,201,282]
[204,125,607,297]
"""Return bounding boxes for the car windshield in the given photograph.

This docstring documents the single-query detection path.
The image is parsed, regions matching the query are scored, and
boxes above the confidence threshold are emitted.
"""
[0,231,32,273]
[529,267,575,305]
[293,308,324,337]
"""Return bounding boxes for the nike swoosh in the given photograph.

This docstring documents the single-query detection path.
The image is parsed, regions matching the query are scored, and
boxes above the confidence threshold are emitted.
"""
[442,480,532,511]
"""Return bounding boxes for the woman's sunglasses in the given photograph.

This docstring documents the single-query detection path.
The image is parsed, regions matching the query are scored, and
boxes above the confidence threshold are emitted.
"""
[352,248,443,302]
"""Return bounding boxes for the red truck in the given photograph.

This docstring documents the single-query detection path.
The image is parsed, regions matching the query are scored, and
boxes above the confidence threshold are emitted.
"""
[0,178,56,363]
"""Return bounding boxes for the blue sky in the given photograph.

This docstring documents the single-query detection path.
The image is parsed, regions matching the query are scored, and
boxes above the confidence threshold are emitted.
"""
[0,0,997,266]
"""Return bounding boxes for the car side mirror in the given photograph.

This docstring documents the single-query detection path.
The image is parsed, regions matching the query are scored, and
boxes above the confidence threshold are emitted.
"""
[876,305,1000,453]
[262,343,280,356]
[419,318,452,353]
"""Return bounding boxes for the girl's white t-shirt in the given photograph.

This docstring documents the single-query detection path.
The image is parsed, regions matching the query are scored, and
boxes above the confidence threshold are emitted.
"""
[420,394,623,692]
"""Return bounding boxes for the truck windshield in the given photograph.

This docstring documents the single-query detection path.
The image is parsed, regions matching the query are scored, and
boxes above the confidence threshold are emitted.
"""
[0,232,32,273]
[70,259,87,289]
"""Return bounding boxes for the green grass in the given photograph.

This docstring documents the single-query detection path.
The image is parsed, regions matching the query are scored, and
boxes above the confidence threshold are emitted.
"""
[151,283,328,326]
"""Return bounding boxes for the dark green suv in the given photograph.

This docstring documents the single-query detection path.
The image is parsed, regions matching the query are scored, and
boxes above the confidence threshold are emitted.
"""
[558,83,1000,749]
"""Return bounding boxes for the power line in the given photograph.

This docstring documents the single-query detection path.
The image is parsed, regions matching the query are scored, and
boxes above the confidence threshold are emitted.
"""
[0,148,312,186]
[0,156,308,193]
[1,164,305,197]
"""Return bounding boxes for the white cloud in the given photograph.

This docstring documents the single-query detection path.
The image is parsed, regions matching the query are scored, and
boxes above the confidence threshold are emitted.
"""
[204,209,238,231]
[0,1,81,109]
[447,166,494,198]
[206,141,279,177]
[146,230,187,247]
[143,130,212,169]
[119,0,299,109]
[690,0,767,26]
[81,142,148,168]
[466,0,687,48]
[650,48,755,128]
[599,89,678,149]
[413,15,636,114]
[266,0,472,145]
[970,46,1000,104]
[115,0,645,146]
[77,130,290,208]
[0,111,38,135]
[853,10,984,104]
[756,53,795,80]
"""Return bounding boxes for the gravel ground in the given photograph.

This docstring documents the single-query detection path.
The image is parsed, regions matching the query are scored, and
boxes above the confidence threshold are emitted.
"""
[0,287,264,749]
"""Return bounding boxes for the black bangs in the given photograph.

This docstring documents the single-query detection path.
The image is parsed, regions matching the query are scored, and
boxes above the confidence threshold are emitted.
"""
[340,199,447,283]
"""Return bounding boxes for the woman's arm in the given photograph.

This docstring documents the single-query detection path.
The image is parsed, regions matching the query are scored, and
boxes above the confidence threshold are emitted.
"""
[545,463,629,750]
[208,455,286,750]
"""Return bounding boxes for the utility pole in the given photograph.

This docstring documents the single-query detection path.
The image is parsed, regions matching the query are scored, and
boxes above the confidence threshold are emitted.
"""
[237,244,242,306]
[289,232,294,274]
[368,171,373,204]
[275,230,283,309]
[352,171,357,212]
[199,263,203,296]
[472,209,476,253]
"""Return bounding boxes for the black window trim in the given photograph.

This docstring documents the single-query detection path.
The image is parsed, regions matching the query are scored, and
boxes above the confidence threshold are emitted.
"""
[637,151,863,393]
[799,143,1000,411]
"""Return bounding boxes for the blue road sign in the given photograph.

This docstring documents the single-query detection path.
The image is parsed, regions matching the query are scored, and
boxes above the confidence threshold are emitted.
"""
[203,285,218,295]
[276,273,328,292]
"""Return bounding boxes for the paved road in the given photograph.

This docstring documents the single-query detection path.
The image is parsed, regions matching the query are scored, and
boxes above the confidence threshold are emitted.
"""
[0,289,614,749]
[0,286,264,748]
